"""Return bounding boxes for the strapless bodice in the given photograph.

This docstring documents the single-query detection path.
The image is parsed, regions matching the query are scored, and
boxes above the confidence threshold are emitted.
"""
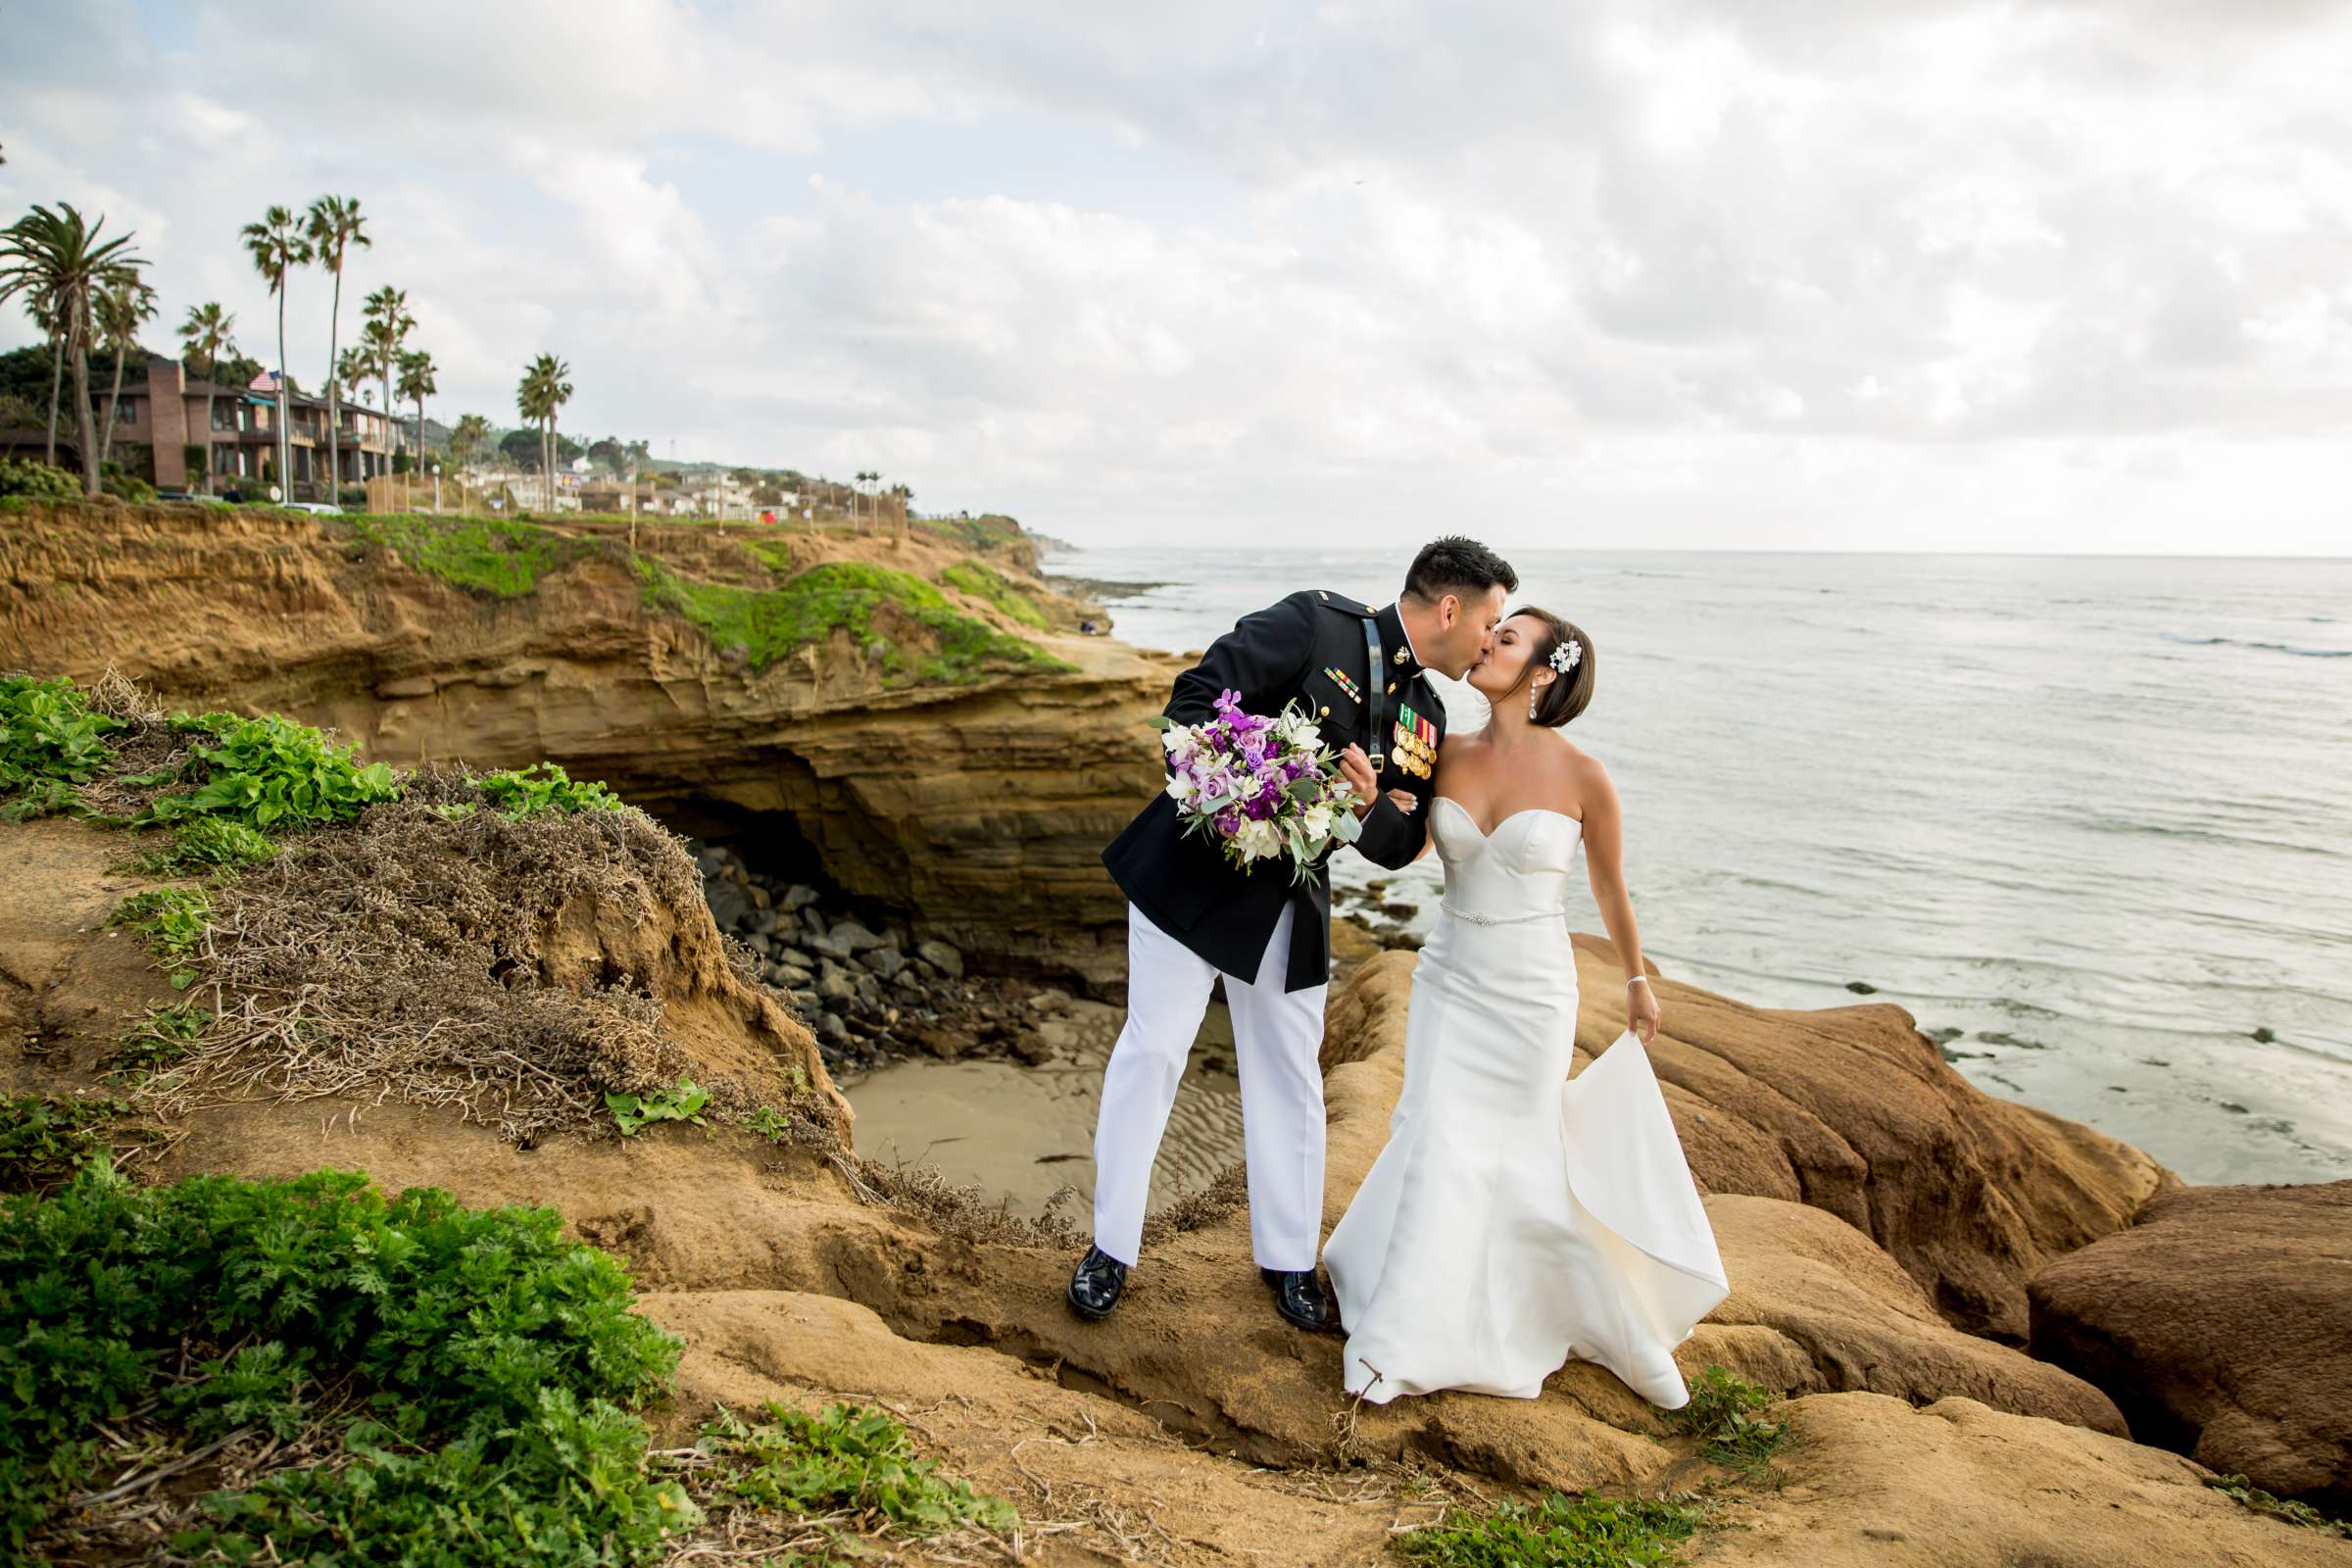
[1430,797,1583,922]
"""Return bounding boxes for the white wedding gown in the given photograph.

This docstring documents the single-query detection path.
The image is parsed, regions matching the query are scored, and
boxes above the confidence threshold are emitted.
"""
[1322,797,1731,1408]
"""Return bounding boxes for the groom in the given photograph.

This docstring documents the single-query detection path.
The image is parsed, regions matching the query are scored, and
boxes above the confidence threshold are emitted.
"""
[1070,537,1519,1329]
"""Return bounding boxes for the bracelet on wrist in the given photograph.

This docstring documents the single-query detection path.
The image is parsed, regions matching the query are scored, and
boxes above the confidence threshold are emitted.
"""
[1626,975,1650,989]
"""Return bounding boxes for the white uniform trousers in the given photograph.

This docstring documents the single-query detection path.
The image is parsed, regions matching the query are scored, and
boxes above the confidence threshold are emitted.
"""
[1091,899,1329,1271]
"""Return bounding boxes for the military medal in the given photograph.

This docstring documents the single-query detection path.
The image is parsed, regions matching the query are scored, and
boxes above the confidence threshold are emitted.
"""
[1323,665,1362,702]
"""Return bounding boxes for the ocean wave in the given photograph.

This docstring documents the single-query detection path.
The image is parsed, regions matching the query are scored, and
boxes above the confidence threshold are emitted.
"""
[2163,631,2351,658]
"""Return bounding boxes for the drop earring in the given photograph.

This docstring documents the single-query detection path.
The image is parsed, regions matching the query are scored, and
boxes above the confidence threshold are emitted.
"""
[1528,684,1541,721]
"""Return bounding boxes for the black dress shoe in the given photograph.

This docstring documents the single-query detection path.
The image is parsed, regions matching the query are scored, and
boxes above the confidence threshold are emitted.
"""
[1066,1245,1128,1320]
[1261,1266,1335,1332]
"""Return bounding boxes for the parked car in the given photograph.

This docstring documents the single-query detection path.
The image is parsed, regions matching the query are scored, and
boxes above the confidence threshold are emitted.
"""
[280,501,345,515]
[153,490,231,506]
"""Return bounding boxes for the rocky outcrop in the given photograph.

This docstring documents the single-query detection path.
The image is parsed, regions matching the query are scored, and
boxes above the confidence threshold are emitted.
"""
[0,504,1174,990]
[1324,947,2125,1433]
[2028,1179,2352,1512]
[8,793,2342,1564]
[1690,1391,2349,1568]
[1328,943,2179,1345]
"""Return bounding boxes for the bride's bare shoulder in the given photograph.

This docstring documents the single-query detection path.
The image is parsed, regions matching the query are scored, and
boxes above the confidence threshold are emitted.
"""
[1544,733,1609,812]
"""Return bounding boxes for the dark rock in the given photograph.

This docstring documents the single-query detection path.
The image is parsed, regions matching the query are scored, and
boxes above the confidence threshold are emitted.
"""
[829,919,884,955]
[1845,980,1879,995]
[2027,1179,2352,1512]
[862,946,907,980]
[913,939,964,980]
[705,878,752,930]
[782,884,821,911]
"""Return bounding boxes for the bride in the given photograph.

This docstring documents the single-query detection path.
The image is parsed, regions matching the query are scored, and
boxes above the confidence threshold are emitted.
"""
[1321,608,1731,1409]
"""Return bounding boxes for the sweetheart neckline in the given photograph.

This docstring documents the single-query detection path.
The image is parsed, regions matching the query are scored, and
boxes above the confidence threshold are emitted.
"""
[1432,795,1584,839]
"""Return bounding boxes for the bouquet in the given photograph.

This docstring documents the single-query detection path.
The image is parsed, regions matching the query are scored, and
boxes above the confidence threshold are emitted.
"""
[1150,688,1365,886]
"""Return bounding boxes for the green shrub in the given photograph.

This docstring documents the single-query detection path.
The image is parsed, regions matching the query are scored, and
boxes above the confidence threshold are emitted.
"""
[0,1095,125,1195]
[102,1003,211,1080]
[700,1400,1016,1536]
[607,1078,710,1136]
[0,675,123,813]
[0,1163,689,1560]
[109,886,211,988]
[1670,1365,1788,1472]
[476,760,626,818]
[1392,1492,1702,1567]
[0,458,78,501]
[140,710,402,829]
[2203,1474,2351,1538]
[129,814,280,873]
[100,461,155,504]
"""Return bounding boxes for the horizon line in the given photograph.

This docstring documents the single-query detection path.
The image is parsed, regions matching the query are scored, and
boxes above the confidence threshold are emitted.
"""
[1040,541,2352,563]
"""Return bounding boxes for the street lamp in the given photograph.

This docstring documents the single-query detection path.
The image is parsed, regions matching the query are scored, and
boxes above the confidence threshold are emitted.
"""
[430,462,441,515]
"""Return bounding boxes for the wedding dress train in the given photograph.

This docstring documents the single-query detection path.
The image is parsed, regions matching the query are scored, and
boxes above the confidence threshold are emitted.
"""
[1321,797,1731,1407]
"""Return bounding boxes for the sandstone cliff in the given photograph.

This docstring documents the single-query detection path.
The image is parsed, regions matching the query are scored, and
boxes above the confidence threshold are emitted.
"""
[0,503,1175,991]
[5,787,2340,1565]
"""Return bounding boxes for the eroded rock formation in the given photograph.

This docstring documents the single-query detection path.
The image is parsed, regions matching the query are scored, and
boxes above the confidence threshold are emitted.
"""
[2029,1178,2352,1512]
[0,504,1174,990]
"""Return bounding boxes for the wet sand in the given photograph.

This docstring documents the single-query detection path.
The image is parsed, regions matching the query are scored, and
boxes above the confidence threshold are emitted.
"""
[844,995,1247,1221]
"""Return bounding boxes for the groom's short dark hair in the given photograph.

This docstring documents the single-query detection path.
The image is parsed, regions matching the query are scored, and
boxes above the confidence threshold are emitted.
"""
[1401,536,1518,604]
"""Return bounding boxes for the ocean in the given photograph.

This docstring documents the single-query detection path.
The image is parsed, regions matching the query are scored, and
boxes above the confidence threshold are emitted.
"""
[1044,545,2352,1188]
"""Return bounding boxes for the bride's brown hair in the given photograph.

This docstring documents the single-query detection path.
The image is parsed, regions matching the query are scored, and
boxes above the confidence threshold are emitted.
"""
[1501,607,1594,728]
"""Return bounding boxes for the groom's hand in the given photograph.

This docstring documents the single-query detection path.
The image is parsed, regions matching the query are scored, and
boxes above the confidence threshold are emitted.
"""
[1337,744,1379,813]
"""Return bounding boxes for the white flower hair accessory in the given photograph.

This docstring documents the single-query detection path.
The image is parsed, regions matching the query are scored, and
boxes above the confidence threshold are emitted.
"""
[1548,637,1582,675]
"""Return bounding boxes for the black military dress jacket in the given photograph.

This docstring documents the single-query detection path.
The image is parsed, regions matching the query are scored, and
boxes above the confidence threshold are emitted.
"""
[1101,590,1446,993]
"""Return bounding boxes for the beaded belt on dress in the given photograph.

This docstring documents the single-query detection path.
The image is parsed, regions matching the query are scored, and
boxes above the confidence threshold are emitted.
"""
[1440,903,1566,926]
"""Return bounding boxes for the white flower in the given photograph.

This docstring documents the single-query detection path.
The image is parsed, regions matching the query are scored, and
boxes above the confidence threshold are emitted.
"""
[1164,772,1198,805]
[1302,805,1333,841]
[1161,725,1193,755]
[1237,818,1281,860]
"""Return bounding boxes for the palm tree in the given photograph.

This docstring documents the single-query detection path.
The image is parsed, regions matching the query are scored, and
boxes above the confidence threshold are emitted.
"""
[515,358,553,510]
[305,196,368,492]
[395,349,436,473]
[361,285,412,465]
[95,270,158,470]
[336,345,371,405]
[178,301,236,492]
[518,353,573,512]
[24,292,63,466]
[1,204,146,495]
[448,412,490,480]
[240,205,311,496]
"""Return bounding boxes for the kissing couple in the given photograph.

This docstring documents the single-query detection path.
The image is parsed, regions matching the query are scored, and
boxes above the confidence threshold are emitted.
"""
[1068,536,1732,1409]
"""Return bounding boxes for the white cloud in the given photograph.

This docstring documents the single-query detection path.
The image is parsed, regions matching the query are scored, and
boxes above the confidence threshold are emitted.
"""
[3,0,2349,551]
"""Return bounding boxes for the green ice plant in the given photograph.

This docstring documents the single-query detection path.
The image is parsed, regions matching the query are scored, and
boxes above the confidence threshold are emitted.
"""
[606,1078,710,1136]
[138,710,402,829]
[0,1162,690,1559]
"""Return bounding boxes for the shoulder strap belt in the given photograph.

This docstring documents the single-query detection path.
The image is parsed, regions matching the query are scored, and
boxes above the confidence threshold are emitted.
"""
[1360,616,1387,773]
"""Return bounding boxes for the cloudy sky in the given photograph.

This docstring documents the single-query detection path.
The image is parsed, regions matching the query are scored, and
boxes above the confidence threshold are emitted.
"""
[6,1,2350,553]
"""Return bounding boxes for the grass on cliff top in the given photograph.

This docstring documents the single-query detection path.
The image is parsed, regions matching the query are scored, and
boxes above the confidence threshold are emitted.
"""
[940,556,1050,629]
[5,1157,1022,1565]
[339,512,595,597]
[637,554,1071,683]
